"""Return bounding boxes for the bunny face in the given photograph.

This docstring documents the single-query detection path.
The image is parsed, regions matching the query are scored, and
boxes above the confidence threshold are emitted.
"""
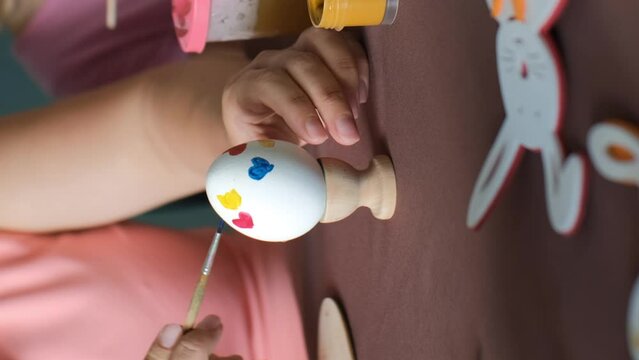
[487,0,568,148]
[496,25,563,148]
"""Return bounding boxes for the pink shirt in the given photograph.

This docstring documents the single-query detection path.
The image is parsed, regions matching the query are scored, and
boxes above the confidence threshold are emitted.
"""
[0,223,308,359]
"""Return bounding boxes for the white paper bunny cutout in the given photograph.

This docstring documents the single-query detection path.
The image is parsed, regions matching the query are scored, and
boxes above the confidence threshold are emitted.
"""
[467,0,587,235]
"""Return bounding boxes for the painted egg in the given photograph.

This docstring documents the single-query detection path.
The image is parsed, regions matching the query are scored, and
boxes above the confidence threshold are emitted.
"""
[206,140,326,242]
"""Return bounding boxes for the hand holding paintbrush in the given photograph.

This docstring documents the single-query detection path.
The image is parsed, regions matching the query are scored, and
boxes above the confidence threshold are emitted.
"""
[145,315,242,360]
[183,220,225,329]
[145,221,243,360]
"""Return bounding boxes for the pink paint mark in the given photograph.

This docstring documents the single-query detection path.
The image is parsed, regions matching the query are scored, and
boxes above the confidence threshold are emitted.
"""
[232,212,254,229]
[521,62,528,79]
[227,144,247,156]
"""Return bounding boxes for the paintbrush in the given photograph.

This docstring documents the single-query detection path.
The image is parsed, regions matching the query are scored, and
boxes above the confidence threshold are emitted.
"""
[106,0,117,30]
[183,220,225,329]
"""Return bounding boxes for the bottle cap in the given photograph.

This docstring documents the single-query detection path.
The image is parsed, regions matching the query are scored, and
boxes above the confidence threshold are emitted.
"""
[308,0,398,30]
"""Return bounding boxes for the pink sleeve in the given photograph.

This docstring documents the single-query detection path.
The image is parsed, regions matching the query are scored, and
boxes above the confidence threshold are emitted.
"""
[13,0,186,97]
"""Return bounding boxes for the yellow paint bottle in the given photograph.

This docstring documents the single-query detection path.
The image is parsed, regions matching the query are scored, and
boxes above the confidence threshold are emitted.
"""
[308,0,398,30]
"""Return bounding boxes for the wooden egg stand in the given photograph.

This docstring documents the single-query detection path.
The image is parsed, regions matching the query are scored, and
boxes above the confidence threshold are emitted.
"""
[319,155,397,223]
[315,156,396,359]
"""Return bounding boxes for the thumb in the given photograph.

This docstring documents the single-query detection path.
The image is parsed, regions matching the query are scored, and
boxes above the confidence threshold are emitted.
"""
[145,324,183,360]
[170,315,223,360]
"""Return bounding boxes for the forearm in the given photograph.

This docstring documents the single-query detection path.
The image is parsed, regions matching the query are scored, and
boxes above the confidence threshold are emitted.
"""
[0,45,248,233]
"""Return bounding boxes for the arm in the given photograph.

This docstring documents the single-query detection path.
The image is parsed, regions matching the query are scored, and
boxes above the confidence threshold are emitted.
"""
[0,28,367,233]
[0,45,248,233]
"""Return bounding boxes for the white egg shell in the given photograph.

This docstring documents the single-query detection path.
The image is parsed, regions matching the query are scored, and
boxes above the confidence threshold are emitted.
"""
[206,140,327,242]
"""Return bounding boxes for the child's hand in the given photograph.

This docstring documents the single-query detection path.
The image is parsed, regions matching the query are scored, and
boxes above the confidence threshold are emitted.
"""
[145,315,242,360]
[222,28,369,147]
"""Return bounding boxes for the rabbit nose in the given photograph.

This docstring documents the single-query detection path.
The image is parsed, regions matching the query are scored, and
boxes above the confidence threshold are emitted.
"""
[520,62,529,79]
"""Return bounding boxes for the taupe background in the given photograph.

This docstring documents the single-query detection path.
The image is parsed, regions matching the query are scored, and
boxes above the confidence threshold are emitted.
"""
[301,0,639,359]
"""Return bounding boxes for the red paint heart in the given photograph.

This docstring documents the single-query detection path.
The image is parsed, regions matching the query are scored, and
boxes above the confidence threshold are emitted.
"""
[232,212,254,229]
[227,144,247,156]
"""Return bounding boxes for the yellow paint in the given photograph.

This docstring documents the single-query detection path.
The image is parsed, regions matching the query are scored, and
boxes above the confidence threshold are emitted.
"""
[259,140,276,148]
[217,189,242,210]
[308,0,387,30]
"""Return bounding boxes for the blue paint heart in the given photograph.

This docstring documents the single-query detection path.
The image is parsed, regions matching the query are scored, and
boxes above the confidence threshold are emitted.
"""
[248,157,274,180]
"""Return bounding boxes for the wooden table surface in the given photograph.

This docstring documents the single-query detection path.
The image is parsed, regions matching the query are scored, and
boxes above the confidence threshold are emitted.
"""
[299,1,639,358]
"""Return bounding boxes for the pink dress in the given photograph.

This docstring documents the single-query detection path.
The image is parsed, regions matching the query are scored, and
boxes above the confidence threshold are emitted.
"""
[7,0,308,359]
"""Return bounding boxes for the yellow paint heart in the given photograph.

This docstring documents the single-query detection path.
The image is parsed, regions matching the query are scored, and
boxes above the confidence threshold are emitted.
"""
[217,189,242,210]
[258,140,275,148]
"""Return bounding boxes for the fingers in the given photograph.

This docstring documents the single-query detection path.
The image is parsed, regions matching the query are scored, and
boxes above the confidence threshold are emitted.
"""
[223,28,369,146]
[344,35,370,104]
[145,324,183,360]
[170,315,223,360]
[210,355,243,360]
[226,68,328,145]
[278,49,360,145]
[295,29,369,113]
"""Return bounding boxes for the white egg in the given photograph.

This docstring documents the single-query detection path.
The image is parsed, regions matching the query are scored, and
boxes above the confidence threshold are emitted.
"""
[205,140,327,242]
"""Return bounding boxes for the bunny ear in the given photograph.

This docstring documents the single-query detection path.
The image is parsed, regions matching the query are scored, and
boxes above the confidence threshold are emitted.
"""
[487,0,526,23]
[487,0,510,22]
[487,0,565,30]
[526,0,567,32]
